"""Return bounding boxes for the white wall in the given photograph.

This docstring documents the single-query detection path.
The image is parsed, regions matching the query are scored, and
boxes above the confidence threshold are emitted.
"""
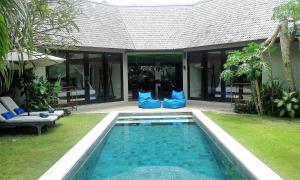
[263,42,300,90]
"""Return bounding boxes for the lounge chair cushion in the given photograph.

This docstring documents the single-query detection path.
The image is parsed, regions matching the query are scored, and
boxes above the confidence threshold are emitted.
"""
[1,112,15,120]
[0,103,58,122]
[0,96,19,115]
[14,107,25,115]
[20,110,64,117]
[49,108,55,113]
[0,96,64,117]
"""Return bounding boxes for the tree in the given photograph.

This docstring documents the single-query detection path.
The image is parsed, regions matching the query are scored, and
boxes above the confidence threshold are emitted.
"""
[0,0,32,91]
[0,0,80,92]
[29,0,80,50]
[268,0,300,91]
[220,0,300,115]
[220,43,268,115]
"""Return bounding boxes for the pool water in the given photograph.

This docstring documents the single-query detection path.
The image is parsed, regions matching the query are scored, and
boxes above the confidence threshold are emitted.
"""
[68,121,250,180]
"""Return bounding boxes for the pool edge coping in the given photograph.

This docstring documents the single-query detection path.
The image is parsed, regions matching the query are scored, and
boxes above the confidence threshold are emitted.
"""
[39,110,283,180]
[192,110,282,180]
[39,111,120,180]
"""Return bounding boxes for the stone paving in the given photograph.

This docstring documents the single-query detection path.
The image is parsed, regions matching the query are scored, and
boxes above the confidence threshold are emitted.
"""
[74,101,234,114]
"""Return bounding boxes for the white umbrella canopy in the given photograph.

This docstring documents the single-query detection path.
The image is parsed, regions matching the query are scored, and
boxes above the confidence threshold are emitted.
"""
[6,51,65,68]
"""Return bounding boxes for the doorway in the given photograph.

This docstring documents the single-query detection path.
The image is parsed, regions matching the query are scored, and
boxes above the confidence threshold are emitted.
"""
[128,52,183,100]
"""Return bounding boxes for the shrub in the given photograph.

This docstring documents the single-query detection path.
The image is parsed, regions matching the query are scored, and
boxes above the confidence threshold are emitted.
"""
[234,101,257,114]
[28,76,61,111]
[261,79,283,115]
[274,91,299,118]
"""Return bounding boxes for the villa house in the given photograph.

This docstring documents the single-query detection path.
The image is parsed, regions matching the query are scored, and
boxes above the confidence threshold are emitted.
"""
[38,0,300,105]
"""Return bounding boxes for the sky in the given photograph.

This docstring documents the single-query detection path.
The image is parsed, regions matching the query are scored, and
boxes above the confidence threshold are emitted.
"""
[91,0,202,6]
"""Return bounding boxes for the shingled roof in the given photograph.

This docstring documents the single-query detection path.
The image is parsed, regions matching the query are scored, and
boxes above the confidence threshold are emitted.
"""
[73,0,287,50]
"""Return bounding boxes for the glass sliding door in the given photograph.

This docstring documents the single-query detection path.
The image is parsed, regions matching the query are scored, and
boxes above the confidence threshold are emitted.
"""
[47,51,123,104]
[88,53,105,102]
[188,52,204,99]
[207,51,222,98]
[106,54,122,101]
[68,53,86,103]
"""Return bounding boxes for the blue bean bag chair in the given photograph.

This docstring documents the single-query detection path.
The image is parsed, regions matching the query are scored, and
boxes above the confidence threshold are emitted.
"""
[163,90,186,109]
[138,92,161,109]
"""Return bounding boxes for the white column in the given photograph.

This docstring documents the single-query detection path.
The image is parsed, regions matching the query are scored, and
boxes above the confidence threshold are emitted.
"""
[123,52,128,102]
[183,51,188,98]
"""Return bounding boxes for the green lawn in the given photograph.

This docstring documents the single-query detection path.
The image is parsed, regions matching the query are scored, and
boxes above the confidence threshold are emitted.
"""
[0,114,105,180]
[204,112,300,180]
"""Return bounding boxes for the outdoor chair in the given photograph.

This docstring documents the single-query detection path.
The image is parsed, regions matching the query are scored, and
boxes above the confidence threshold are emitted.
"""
[138,92,161,109]
[0,103,58,135]
[0,96,64,118]
[163,90,186,109]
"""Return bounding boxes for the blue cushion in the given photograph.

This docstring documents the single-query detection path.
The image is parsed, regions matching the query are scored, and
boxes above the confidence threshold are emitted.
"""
[49,108,55,113]
[1,112,15,120]
[171,90,185,100]
[138,92,152,100]
[163,98,186,109]
[39,113,49,118]
[139,99,161,109]
[138,92,161,109]
[14,107,25,115]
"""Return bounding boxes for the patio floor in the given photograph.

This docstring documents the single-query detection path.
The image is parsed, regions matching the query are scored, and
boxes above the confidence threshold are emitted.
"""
[75,101,234,114]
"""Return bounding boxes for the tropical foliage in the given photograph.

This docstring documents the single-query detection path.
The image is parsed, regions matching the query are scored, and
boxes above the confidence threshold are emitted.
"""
[0,0,32,91]
[220,0,300,117]
[0,0,79,92]
[261,79,284,115]
[274,91,299,118]
[220,43,268,115]
[28,76,61,111]
[273,0,300,22]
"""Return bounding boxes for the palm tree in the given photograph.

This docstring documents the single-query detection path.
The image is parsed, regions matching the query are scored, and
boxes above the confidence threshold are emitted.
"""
[0,0,33,91]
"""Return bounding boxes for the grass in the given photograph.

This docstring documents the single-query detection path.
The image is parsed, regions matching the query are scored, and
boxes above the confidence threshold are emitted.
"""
[0,114,105,180]
[204,112,300,180]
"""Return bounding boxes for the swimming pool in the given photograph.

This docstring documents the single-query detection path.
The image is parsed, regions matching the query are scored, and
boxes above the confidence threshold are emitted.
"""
[39,111,282,180]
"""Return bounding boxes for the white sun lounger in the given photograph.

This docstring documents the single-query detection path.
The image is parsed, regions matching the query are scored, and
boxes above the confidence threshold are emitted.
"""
[0,96,64,117]
[0,103,58,135]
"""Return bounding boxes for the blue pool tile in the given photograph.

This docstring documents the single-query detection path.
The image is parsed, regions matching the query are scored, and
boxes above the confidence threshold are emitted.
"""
[69,122,249,180]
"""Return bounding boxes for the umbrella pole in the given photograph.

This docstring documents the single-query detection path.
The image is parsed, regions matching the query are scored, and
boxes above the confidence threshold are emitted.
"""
[23,73,30,116]
[25,85,30,116]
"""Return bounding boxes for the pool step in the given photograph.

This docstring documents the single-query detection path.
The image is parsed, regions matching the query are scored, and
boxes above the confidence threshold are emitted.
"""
[116,119,194,124]
[117,115,193,121]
